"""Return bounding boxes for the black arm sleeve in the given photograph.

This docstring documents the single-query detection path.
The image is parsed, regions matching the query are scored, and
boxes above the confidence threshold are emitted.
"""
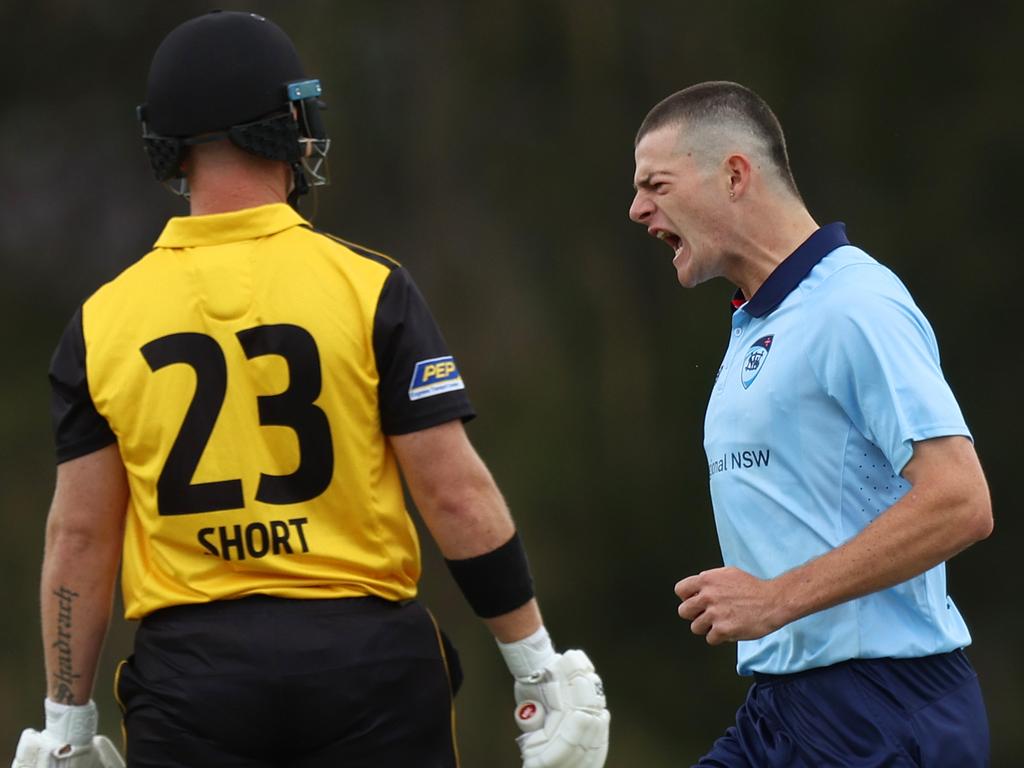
[373,267,476,435]
[49,306,116,463]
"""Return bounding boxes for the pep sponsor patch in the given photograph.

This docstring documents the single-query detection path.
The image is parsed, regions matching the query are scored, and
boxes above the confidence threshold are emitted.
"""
[409,356,465,400]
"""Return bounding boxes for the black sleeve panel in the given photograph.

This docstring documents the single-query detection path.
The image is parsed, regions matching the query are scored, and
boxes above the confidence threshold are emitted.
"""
[49,306,117,463]
[373,267,476,435]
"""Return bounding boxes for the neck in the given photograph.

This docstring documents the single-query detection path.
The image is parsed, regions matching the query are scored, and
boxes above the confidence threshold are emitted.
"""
[185,141,291,216]
[726,201,819,301]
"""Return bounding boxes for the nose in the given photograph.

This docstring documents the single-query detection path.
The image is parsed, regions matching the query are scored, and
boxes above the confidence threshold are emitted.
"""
[629,191,653,224]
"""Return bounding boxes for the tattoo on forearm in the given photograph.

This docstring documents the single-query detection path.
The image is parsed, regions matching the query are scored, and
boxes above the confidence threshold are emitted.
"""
[51,585,79,704]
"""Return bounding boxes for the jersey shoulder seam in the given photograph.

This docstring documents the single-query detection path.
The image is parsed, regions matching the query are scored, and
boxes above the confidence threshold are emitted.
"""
[804,259,897,308]
[305,227,403,270]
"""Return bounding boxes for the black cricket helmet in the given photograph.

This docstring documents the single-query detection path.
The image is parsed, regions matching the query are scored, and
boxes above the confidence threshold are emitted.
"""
[137,10,329,200]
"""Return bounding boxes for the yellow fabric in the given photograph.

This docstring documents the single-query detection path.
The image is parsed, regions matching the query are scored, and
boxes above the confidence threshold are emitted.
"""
[82,204,420,619]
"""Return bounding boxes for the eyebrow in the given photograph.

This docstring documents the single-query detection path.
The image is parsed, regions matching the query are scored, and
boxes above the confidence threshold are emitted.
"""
[633,172,669,191]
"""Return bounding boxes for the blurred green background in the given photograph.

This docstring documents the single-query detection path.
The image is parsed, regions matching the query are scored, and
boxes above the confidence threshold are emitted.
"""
[2,1,1021,764]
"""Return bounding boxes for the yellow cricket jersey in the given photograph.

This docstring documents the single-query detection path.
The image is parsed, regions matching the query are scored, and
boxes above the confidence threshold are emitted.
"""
[49,203,474,619]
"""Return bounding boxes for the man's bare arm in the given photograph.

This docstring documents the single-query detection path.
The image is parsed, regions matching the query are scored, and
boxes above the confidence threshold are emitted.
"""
[41,444,128,704]
[678,435,993,644]
[389,420,542,643]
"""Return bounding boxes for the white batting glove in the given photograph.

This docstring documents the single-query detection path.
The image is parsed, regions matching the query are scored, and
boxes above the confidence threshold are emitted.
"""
[498,627,610,768]
[12,700,124,768]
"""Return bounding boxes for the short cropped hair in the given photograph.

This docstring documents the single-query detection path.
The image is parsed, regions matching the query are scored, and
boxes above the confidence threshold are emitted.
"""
[636,81,801,199]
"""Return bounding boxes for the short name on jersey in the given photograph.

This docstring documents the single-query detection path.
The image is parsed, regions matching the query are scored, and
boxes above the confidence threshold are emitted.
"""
[198,517,310,561]
[408,356,465,401]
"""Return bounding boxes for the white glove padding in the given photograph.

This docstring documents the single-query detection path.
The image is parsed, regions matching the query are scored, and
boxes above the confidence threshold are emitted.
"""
[511,650,610,768]
[12,732,124,768]
[12,700,124,768]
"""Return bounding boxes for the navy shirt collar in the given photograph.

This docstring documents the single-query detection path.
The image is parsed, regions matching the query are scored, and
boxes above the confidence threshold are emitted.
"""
[732,222,850,317]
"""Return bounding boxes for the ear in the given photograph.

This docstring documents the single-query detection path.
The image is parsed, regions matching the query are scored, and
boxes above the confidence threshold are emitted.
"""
[724,153,752,200]
[178,146,193,177]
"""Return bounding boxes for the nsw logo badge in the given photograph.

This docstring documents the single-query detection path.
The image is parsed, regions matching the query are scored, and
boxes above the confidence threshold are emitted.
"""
[740,335,774,389]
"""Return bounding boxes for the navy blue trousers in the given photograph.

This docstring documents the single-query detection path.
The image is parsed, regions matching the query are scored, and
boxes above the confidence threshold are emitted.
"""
[696,650,989,767]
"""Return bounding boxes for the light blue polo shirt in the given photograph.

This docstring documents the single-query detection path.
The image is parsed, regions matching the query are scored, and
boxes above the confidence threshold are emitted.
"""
[704,223,973,676]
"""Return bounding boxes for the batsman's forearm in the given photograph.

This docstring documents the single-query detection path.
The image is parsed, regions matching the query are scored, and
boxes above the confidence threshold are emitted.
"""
[40,527,121,705]
[484,599,544,644]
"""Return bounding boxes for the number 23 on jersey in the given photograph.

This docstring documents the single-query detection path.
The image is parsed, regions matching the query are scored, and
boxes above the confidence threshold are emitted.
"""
[141,323,333,516]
